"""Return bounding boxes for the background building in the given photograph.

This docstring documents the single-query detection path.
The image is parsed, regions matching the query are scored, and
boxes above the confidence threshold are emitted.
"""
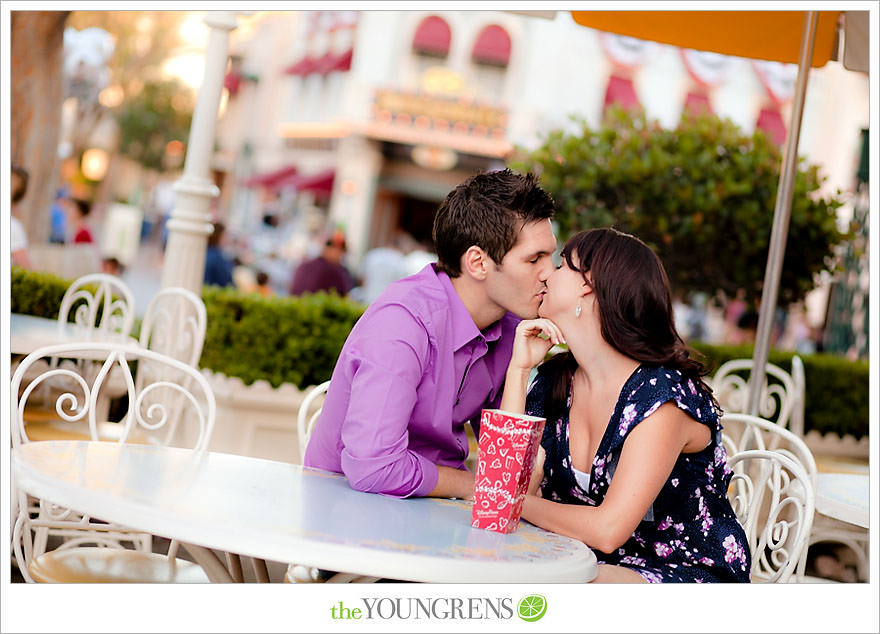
[212,10,869,337]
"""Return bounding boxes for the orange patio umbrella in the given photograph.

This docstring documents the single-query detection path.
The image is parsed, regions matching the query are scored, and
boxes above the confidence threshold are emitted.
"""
[571,11,842,67]
[570,10,869,416]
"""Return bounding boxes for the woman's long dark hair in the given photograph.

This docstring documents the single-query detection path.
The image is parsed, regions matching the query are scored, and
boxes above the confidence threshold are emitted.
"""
[542,227,715,423]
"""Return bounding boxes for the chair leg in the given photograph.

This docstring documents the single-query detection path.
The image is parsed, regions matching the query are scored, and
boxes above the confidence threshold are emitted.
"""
[12,513,36,583]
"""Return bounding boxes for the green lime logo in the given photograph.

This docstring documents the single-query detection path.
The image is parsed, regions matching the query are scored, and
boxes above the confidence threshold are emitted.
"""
[517,594,547,622]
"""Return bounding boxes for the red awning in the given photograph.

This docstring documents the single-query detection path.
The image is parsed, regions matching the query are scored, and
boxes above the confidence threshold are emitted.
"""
[683,91,713,117]
[241,165,299,188]
[315,48,354,75]
[284,56,317,76]
[412,15,451,57]
[603,75,641,113]
[274,169,336,196]
[472,24,511,66]
[755,106,787,146]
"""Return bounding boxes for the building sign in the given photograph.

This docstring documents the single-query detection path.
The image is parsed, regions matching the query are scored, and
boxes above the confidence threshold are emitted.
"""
[373,89,507,136]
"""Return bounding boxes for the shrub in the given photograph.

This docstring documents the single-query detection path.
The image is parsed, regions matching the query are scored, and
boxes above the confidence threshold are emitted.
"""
[691,342,869,439]
[511,108,847,309]
[199,286,365,389]
[10,267,69,318]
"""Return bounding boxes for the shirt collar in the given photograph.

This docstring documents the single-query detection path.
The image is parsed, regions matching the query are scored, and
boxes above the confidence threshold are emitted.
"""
[434,264,504,352]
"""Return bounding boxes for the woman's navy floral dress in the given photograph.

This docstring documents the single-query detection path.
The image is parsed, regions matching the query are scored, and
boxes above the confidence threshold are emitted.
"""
[526,364,751,583]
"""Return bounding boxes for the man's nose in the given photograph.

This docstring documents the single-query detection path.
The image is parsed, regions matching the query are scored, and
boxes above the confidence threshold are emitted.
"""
[538,259,554,282]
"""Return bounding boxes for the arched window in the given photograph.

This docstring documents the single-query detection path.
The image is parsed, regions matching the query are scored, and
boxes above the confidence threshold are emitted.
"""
[412,15,451,58]
[603,75,641,114]
[683,91,713,117]
[471,24,511,67]
[756,106,786,146]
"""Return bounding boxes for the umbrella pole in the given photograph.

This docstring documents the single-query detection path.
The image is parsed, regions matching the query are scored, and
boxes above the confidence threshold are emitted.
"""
[747,11,819,417]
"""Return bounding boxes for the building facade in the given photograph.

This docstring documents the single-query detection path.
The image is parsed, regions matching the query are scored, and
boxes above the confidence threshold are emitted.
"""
[213,10,869,308]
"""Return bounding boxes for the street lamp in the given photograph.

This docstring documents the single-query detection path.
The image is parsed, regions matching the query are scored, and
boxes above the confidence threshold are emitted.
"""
[161,11,239,293]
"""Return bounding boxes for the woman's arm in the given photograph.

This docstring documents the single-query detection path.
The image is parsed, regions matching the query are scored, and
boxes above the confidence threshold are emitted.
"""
[521,402,692,553]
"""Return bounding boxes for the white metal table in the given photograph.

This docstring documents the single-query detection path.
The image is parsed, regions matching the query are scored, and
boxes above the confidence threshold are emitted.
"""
[11,441,598,583]
[815,472,869,529]
[11,313,136,355]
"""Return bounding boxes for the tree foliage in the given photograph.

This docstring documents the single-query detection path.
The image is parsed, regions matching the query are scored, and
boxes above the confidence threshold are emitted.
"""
[511,108,847,308]
[67,11,195,171]
[114,79,193,171]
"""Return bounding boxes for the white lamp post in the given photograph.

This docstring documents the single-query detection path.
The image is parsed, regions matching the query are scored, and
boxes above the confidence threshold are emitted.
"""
[161,11,239,293]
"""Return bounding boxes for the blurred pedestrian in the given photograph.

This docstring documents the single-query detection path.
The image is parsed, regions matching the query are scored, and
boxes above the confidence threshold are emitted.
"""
[289,231,354,297]
[67,197,95,243]
[399,236,437,278]
[10,164,32,269]
[49,186,69,243]
[255,270,274,297]
[101,256,124,276]
[204,222,235,287]
[355,233,408,304]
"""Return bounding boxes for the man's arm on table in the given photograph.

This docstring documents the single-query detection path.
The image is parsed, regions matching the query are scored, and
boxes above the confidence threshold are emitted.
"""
[339,305,445,498]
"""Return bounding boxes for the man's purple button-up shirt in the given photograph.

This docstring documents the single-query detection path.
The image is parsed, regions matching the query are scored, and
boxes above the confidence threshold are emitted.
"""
[304,264,519,497]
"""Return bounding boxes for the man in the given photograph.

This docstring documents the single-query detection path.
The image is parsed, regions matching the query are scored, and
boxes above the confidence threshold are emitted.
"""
[204,222,235,287]
[305,169,556,499]
[289,231,354,297]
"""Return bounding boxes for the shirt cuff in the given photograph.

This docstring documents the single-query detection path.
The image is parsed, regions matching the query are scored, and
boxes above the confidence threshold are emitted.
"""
[410,455,439,497]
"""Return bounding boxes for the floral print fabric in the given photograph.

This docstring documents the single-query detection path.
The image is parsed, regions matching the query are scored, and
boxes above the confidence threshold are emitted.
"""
[526,364,751,583]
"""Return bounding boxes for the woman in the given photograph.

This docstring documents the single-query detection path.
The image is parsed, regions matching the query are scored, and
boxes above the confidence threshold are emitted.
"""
[500,228,750,583]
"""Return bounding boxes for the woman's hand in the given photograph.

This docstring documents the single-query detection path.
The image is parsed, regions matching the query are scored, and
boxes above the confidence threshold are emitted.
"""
[509,318,565,372]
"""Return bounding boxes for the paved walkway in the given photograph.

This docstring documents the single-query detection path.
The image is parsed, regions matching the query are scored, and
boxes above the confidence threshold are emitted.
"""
[121,242,164,317]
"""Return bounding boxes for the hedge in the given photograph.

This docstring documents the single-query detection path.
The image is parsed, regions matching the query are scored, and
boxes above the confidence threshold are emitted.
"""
[10,267,70,319]
[199,285,365,389]
[10,267,867,438]
[691,342,869,440]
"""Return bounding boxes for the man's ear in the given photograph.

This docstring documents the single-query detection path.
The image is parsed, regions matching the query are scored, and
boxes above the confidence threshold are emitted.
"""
[461,246,489,281]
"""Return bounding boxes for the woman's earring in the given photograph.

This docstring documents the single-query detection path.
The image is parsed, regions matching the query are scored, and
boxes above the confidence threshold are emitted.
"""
[575,302,582,318]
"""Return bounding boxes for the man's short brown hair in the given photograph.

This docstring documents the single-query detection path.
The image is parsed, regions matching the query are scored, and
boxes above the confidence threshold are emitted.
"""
[432,169,554,277]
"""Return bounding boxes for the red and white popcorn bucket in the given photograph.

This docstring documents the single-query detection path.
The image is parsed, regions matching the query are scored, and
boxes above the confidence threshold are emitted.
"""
[471,409,545,534]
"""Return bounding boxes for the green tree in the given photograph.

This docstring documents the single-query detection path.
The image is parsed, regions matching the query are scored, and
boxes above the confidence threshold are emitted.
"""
[114,79,193,171]
[511,108,847,308]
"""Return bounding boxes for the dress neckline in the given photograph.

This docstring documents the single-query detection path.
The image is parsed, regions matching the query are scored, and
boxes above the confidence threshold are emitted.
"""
[565,363,645,490]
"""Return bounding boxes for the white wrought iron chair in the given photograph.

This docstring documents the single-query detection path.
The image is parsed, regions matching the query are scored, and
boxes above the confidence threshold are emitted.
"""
[711,358,798,432]
[720,413,817,486]
[21,274,137,428]
[24,286,206,447]
[796,351,867,581]
[139,287,207,366]
[726,449,815,583]
[58,273,136,338]
[789,355,806,437]
[297,379,330,463]
[11,342,216,583]
[136,287,208,446]
[720,412,818,581]
[285,381,379,583]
